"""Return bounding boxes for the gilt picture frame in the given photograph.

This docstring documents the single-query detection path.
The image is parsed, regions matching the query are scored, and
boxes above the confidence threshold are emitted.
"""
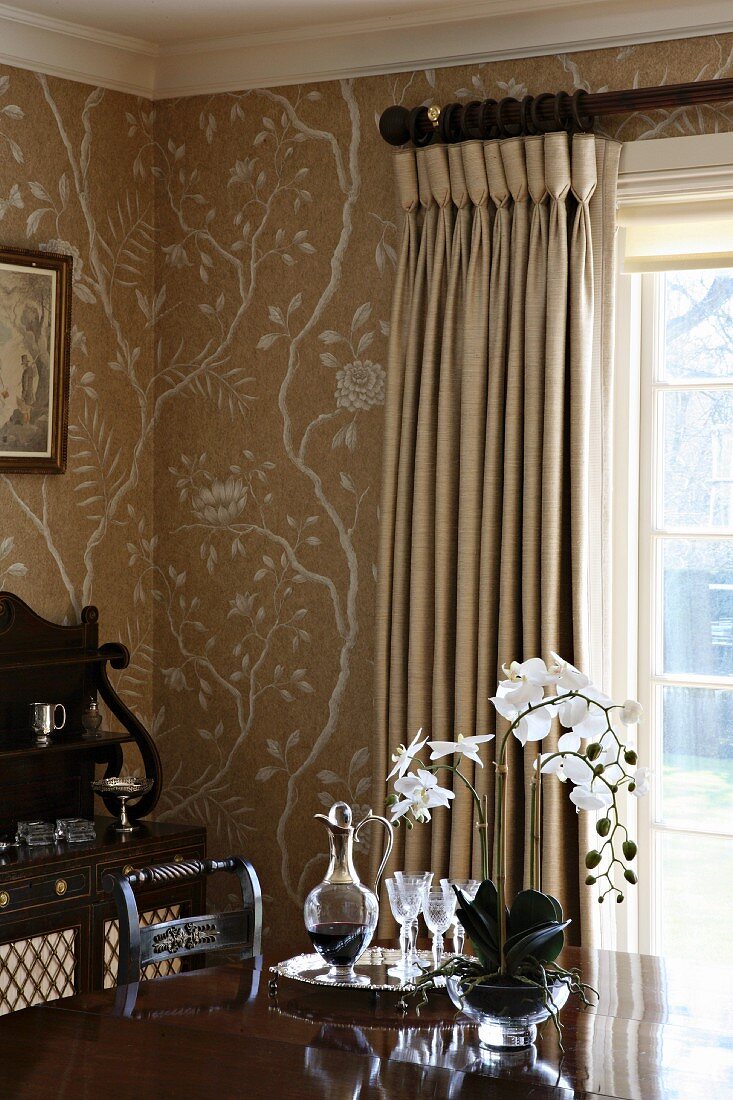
[0,244,72,474]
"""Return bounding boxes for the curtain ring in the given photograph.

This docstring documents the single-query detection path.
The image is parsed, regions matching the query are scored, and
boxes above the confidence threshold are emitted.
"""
[530,91,556,133]
[570,89,595,133]
[461,100,483,140]
[479,99,499,139]
[520,95,536,136]
[408,105,434,147]
[496,97,521,138]
[439,102,462,144]
[553,90,571,132]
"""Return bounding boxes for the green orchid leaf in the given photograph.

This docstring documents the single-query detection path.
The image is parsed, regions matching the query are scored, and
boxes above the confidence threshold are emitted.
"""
[504,919,571,972]
[548,894,563,923]
[465,899,499,951]
[454,904,499,970]
[508,889,558,936]
[474,879,499,918]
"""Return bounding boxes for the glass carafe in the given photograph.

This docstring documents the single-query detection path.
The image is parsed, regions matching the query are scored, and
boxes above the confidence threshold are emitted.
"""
[304,801,393,984]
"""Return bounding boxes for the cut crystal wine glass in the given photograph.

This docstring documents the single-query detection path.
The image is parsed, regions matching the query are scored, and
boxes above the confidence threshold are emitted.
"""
[423,884,457,969]
[395,871,433,972]
[441,878,480,955]
[385,875,430,979]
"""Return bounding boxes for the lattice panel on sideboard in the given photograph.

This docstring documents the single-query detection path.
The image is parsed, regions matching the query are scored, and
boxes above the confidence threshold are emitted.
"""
[103,905,183,988]
[0,928,77,1015]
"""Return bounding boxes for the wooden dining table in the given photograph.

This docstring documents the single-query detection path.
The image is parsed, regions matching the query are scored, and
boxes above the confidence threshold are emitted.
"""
[0,944,730,1099]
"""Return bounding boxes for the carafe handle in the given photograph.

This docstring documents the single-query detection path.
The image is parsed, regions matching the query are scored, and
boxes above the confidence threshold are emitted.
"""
[354,811,394,895]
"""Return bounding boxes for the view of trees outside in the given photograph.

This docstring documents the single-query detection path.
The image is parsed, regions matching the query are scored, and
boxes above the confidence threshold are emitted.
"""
[657,270,733,962]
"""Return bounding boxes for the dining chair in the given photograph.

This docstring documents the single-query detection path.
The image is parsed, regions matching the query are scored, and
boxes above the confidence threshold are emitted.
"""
[103,856,262,987]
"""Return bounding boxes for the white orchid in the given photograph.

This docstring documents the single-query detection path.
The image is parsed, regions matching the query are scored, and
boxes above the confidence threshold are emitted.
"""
[569,784,613,813]
[490,688,553,745]
[387,728,428,781]
[548,652,590,690]
[428,732,494,767]
[385,653,648,907]
[620,699,643,726]
[391,768,455,823]
[631,765,651,798]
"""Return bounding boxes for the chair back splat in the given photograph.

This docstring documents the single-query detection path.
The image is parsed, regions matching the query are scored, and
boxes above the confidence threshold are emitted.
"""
[103,856,262,985]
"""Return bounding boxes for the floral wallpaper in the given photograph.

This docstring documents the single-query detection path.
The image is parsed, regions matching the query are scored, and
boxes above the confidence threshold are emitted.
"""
[2,32,733,944]
[0,69,156,729]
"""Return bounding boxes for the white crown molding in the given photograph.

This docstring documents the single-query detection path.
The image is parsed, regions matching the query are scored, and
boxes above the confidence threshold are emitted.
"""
[0,0,732,100]
[0,2,156,97]
[155,0,733,97]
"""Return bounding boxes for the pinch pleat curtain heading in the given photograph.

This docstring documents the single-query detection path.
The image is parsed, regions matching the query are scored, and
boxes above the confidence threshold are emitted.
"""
[373,132,620,943]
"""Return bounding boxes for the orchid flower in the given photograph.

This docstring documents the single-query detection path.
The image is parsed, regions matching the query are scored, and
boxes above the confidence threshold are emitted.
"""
[631,765,651,798]
[548,652,590,690]
[428,732,494,767]
[387,728,428,781]
[620,699,643,725]
[569,784,613,812]
[391,768,456,823]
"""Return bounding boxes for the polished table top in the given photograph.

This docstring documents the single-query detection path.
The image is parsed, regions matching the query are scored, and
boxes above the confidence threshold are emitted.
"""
[0,945,731,1099]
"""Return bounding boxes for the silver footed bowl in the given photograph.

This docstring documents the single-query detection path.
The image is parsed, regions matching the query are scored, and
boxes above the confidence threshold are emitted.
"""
[91,776,154,832]
[91,777,154,797]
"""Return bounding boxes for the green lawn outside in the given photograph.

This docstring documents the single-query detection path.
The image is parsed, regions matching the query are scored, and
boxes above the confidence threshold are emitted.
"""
[660,754,733,963]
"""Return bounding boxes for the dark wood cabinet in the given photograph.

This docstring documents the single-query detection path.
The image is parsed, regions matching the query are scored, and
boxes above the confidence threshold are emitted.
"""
[0,592,206,1013]
[0,818,206,1013]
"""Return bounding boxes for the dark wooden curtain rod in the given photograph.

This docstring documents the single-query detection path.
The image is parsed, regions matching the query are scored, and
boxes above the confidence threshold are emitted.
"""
[379,77,733,147]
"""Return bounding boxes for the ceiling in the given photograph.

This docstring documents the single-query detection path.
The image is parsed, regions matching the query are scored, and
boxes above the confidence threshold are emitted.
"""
[0,0,731,98]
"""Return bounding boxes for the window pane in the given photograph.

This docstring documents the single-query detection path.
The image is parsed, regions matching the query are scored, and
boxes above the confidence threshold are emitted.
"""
[659,832,733,963]
[661,685,733,833]
[663,269,733,381]
[661,390,733,529]
[663,539,733,676]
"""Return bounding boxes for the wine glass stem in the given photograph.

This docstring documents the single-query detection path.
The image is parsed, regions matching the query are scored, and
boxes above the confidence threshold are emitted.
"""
[399,920,409,968]
[407,918,418,965]
[432,932,444,970]
[453,923,465,956]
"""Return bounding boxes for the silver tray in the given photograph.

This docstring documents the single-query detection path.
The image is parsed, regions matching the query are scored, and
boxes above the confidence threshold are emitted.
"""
[270,947,456,993]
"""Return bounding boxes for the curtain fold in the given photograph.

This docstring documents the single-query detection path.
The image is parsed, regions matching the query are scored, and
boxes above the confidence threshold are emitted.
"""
[373,132,620,944]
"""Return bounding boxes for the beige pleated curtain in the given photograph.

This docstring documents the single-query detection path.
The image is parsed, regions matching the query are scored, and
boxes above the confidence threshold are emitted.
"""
[373,131,620,943]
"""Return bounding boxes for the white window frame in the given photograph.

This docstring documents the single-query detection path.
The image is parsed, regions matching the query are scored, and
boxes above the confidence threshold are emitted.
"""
[611,132,733,955]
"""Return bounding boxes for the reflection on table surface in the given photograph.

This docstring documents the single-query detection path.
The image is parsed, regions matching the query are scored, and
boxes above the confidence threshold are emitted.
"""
[0,945,731,1100]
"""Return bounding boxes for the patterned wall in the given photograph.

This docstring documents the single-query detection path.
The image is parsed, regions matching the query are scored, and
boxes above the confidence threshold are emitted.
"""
[2,33,733,944]
[0,70,155,727]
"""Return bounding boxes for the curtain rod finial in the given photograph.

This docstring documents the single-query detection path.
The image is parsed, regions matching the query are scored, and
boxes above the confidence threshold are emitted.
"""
[379,105,411,146]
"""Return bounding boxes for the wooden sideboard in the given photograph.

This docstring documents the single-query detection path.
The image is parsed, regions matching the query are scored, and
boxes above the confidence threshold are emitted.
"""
[0,592,206,1013]
[0,819,206,1013]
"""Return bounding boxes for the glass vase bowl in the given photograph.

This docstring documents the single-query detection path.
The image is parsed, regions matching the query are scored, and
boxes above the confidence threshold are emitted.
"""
[446,974,570,1050]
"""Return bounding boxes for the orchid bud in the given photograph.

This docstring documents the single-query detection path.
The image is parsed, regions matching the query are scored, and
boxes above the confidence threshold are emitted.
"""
[624,869,638,885]
[622,840,637,860]
[596,818,611,837]
[624,749,638,766]
[585,875,596,885]
[616,894,624,903]
[586,742,602,761]
[585,850,602,869]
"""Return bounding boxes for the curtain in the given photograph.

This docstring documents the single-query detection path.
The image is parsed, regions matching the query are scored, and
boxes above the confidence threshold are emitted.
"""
[372,132,620,943]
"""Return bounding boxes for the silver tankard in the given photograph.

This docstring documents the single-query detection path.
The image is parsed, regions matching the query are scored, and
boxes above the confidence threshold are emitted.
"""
[29,702,66,744]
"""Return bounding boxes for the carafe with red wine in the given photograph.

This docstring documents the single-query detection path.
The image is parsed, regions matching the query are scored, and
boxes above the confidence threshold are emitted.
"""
[304,801,394,984]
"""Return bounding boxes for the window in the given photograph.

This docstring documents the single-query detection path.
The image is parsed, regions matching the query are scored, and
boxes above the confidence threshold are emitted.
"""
[637,268,733,963]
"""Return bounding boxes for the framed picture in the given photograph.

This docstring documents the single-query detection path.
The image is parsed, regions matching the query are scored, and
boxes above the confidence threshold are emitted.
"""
[0,244,72,474]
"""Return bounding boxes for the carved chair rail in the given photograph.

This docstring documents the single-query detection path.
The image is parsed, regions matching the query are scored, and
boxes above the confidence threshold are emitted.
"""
[103,856,262,986]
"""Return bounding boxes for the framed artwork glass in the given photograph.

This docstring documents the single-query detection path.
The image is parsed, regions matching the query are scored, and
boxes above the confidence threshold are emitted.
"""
[0,245,72,474]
